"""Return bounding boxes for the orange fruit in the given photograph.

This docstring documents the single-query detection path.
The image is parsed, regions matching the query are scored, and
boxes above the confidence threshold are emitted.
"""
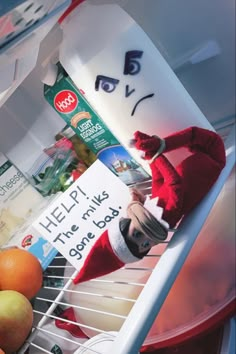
[0,349,5,354]
[0,248,43,299]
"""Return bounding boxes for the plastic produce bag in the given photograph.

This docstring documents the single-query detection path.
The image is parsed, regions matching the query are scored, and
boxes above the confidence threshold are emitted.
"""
[28,137,87,197]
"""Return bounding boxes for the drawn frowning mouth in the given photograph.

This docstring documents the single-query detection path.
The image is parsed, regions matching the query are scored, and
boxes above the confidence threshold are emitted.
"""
[131,93,155,116]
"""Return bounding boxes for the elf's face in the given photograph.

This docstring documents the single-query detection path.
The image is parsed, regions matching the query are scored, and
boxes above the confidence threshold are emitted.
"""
[127,222,156,254]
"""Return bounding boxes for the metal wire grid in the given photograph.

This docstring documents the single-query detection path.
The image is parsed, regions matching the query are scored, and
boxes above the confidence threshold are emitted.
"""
[19,179,170,353]
[19,126,235,354]
[26,258,166,353]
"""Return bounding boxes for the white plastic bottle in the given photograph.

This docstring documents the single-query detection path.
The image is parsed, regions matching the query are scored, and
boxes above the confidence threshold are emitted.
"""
[58,1,213,171]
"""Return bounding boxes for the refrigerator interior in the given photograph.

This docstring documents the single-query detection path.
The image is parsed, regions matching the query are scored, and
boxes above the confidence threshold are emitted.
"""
[0,0,235,353]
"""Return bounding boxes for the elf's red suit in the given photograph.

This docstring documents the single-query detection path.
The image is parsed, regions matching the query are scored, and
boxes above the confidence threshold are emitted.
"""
[133,125,226,228]
[73,126,226,284]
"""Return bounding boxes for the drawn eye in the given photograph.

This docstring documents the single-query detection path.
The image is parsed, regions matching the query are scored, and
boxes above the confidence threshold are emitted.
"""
[95,75,119,93]
[124,50,144,76]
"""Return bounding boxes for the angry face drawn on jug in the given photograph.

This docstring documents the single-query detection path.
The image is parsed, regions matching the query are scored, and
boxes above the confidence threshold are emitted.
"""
[95,50,155,117]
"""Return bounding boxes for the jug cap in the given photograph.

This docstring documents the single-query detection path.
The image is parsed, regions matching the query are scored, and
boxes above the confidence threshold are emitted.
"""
[58,0,85,24]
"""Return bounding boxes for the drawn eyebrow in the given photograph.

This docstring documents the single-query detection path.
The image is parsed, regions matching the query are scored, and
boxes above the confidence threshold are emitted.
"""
[124,50,143,75]
[95,75,119,91]
[131,93,155,116]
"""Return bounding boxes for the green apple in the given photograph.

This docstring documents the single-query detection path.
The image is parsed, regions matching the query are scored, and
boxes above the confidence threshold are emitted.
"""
[0,290,33,353]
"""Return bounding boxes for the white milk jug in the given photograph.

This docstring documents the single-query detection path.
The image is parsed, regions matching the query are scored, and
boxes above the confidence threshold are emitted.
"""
[59,1,213,171]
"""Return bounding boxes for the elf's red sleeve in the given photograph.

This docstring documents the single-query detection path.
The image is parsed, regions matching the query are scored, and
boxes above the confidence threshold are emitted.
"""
[163,126,226,168]
[150,155,184,228]
[132,126,226,228]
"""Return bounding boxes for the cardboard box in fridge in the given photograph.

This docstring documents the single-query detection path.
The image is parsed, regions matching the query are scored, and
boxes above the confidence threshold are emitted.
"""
[3,204,58,270]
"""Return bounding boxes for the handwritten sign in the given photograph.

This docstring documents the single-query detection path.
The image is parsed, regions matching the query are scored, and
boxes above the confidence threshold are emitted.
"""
[33,160,131,270]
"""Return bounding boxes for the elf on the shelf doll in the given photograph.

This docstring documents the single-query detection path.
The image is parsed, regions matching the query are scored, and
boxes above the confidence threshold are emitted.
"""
[73,126,226,284]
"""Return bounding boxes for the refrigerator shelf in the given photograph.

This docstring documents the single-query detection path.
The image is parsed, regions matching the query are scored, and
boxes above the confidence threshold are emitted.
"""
[18,127,235,354]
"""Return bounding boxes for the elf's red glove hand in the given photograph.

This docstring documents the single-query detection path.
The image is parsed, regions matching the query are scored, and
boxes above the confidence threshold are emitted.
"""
[129,131,164,160]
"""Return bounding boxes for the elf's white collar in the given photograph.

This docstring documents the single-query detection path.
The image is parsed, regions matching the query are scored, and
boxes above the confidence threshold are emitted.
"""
[144,196,170,230]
